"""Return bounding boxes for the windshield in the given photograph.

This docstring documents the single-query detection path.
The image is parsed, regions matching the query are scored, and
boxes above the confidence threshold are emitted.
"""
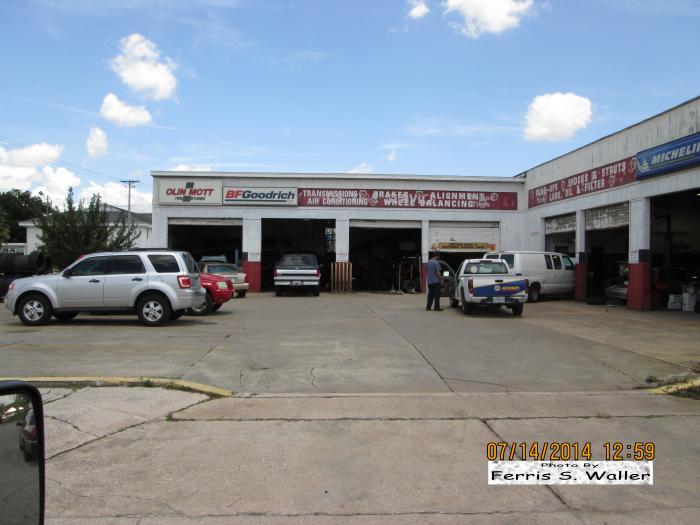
[279,254,318,266]
[205,264,239,273]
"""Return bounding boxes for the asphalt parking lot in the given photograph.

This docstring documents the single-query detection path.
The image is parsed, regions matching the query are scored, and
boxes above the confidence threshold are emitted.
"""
[1,293,698,393]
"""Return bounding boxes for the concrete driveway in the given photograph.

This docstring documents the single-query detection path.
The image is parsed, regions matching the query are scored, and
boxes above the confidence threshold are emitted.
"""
[1,293,698,393]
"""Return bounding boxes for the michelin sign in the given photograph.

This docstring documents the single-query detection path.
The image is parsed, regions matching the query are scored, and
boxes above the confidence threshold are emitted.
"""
[636,131,700,180]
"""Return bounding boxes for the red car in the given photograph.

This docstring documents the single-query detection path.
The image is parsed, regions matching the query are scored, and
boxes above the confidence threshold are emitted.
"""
[187,272,234,315]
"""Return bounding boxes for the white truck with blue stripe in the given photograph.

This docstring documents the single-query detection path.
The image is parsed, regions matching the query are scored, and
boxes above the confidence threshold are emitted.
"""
[450,259,528,316]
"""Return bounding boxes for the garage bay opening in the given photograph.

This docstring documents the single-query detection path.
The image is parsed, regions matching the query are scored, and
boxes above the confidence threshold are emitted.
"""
[261,219,335,291]
[168,219,242,264]
[349,221,421,292]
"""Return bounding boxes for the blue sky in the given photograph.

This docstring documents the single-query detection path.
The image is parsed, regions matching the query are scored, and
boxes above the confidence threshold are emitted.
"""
[1,0,699,210]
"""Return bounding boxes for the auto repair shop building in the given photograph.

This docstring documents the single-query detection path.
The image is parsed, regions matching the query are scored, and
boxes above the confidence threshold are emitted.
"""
[150,97,700,310]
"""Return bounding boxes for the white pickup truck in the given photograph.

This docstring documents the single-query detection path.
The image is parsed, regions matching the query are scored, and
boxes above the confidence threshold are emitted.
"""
[450,259,528,316]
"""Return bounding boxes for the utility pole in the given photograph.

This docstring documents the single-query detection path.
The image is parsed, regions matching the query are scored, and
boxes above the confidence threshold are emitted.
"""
[120,180,139,224]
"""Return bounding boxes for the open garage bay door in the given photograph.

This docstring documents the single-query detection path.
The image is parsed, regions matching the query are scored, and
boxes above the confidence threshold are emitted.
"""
[350,221,421,292]
[261,219,335,291]
[545,214,576,257]
[168,218,242,265]
[428,221,500,271]
[651,189,700,310]
[585,203,629,302]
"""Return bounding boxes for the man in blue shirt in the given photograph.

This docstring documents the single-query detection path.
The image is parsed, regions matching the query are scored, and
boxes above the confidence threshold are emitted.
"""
[425,253,443,311]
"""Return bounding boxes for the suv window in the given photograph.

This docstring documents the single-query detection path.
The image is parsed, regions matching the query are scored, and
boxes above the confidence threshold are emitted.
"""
[110,255,146,274]
[148,254,180,273]
[182,252,198,274]
[552,255,562,270]
[544,255,553,270]
[562,256,574,270]
[70,256,109,276]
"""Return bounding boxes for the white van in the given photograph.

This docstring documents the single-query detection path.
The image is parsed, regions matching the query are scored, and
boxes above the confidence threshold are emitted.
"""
[483,251,576,302]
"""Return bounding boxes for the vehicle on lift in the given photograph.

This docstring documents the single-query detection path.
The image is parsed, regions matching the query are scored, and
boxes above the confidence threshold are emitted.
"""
[451,259,528,316]
[274,252,321,296]
[3,250,205,326]
[199,261,249,298]
[483,251,575,302]
[187,272,234,316]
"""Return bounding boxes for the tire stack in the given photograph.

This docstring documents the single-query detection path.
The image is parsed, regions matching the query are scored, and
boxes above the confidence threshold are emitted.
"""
[0,251,52,301]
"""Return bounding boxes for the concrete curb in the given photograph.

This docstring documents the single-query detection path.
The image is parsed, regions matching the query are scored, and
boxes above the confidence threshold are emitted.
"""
[0,376,233,398]
[648,377,700,394]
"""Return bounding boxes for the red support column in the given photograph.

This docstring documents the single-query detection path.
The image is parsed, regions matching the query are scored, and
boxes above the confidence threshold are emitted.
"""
[627,250,651,311]
[575,259,587,301]
[421,262,427,293]
[243,261,261,293]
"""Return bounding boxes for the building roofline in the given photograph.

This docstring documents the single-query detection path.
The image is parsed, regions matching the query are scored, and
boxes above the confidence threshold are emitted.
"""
[519,95,700,176]
[150,171,525,184]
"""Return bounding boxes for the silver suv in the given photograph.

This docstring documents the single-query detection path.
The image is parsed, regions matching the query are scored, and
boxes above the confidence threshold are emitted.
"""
[4,250,205,327]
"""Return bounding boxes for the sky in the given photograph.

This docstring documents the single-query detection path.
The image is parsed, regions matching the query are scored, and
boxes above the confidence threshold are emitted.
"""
[1,0,699,212]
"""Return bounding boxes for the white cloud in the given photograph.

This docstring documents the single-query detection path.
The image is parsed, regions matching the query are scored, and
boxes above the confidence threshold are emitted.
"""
[0,142,63,168]
[387,149,398,162]
[524,92,592,141]
[79,181,153,211]
[86,127,108,158]
[445,0,534,38]
[32,166,81,204]
[111,33,177,101]
[347,162,373,174]
[408,1,430,19]
[100,93,152,127]
[0,143,77,202]
[168,163,215,171]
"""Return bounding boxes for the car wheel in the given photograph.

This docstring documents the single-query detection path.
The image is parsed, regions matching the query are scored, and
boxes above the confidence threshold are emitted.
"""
[54,312,78,322]
[312,286,320,297]
[237,291,246,298]
[170,309,185,320]
[460,290,472,315]
[212,304,222,311]
[275,287,282,297]
[187,292,213,316]
[450,297,459,308]
[18,293,53,326]
[511,304,524,316]
[528,284,541,303]
[137,293,171,326]
[23,448,33,462]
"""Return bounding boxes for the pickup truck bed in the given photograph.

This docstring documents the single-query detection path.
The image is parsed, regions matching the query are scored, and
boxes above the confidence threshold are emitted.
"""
[452,259,528,316]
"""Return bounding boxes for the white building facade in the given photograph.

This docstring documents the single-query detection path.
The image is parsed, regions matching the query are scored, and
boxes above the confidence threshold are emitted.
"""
[150,97,700,310]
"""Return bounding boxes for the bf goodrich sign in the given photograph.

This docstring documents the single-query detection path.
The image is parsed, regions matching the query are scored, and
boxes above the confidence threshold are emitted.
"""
[158,179,223,205]
[223,187,298,206]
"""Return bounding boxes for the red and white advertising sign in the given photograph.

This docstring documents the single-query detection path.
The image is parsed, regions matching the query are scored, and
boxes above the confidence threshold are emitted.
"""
[298,189,518,210]
[528,157,636,208]
[158,179,223,205]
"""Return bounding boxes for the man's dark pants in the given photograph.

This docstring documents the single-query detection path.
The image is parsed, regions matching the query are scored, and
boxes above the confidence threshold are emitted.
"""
[426,282,442,310]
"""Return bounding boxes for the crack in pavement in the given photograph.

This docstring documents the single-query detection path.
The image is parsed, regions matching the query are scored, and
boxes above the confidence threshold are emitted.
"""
[442,377,515,388]
[46,414,100,438]
[353,295,454,392]
[46,395,208,461]
[180,334,232,379]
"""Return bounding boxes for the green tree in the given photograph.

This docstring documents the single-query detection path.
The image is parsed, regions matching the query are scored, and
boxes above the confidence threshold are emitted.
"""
[0,209,11,245]
[33,188,141,269]
[0,189,51,243]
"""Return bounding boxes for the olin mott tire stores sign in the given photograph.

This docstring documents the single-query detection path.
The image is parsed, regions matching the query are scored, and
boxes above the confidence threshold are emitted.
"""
[151,174,523,293]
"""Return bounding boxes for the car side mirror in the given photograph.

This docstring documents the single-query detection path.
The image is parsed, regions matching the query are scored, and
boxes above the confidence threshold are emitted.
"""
[0,381,45,525]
